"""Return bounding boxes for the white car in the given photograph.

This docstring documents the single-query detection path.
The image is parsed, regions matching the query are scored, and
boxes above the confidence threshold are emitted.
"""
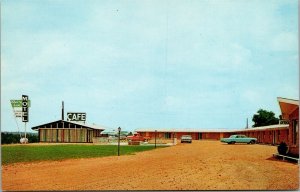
[181,135,192,143]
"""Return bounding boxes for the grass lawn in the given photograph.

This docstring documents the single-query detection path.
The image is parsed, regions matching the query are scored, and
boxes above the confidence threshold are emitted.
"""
[2,144,165,165]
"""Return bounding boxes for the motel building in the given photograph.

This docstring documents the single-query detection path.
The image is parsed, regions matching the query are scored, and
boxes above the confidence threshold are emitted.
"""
[135,125,289,146]
[135,97,299,156]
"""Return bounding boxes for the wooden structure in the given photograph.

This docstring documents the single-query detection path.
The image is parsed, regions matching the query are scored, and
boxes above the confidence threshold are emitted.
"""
[31,120,104,143]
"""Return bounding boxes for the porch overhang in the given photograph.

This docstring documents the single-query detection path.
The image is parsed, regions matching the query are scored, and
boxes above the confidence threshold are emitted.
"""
[277,97,299,120]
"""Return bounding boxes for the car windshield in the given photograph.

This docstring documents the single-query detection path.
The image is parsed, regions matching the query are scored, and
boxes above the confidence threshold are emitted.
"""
[182,135,191,138]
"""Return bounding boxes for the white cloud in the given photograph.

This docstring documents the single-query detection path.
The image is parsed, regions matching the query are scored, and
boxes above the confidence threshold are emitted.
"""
[2,80,37,94]
[207,43,254,72]
[271,32,298,52]
[277,84,299,99]
[163,95,183,110]
[241,89,264,105]
[162,89,234,112]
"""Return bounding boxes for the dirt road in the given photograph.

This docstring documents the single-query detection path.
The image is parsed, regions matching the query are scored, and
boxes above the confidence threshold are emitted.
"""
[2,141,299,190]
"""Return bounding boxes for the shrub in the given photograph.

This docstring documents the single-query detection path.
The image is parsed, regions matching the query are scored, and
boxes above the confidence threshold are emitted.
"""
[277,142,288,155]
[1,132,38,144]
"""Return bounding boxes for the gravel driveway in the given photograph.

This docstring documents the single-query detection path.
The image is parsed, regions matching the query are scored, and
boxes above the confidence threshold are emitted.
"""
[2,140,299,190]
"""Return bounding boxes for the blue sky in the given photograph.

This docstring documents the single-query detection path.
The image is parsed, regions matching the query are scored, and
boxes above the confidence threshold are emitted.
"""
[1,0,298,133]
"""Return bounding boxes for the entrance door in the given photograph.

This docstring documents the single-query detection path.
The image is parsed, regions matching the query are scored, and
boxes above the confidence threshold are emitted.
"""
[198,133,202,140]
[272,131,276,145]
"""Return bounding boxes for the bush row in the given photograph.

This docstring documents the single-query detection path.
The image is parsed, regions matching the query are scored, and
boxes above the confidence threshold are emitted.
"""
[1,133,39,144]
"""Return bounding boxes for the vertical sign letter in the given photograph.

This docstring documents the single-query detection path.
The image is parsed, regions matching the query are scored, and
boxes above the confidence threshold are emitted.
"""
[22,95,29,122]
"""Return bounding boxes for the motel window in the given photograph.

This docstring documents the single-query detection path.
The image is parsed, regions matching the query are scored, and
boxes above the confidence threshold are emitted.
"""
[165,133,171,139]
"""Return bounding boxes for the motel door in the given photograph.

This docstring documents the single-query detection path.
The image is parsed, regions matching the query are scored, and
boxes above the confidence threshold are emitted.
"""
[198,133,202,140]
[273,131,276,145]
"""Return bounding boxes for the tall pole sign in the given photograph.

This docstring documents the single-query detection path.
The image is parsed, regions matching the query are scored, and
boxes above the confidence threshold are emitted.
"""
[22,95,29,143]
[10,98,31,139]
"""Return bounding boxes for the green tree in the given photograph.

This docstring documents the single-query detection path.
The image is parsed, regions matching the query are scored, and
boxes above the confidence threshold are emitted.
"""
[252,109,279,127]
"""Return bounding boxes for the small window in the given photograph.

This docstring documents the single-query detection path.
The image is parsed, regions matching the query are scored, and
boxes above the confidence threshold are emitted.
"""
[164,133,171,139]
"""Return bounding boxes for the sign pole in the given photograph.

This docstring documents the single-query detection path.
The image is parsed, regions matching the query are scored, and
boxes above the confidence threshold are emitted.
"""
[24,122,27,140]
[118,127,121,156]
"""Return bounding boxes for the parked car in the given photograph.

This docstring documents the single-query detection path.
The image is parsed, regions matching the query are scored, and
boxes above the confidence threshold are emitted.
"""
[181,135,192,143]
[220,135,257,144]
[127,133,146,142]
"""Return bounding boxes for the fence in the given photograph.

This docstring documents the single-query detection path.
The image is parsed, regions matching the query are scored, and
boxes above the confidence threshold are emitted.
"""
[92,137,127,144]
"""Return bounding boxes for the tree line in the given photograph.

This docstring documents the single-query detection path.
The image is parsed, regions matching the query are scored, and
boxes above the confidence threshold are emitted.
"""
[1,132,39,144]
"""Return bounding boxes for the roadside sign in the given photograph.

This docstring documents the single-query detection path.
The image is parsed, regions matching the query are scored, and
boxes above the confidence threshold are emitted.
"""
[10,100,31,108]
[67,112,86,122]
[22,95,29,122]
[14,111,22,117]
[279,120,289,125]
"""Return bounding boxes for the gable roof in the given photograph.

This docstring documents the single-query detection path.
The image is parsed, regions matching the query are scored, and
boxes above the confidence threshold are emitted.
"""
[31,120,105,130]
[277,97,299,106]
[277,97,299,119]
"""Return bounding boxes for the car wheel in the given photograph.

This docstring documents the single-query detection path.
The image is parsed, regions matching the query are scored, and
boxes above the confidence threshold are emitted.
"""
[250,140,255,144]
[232,142,236,144]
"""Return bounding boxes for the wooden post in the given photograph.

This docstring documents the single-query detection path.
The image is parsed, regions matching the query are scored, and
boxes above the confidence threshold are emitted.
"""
[155,130,157,148]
